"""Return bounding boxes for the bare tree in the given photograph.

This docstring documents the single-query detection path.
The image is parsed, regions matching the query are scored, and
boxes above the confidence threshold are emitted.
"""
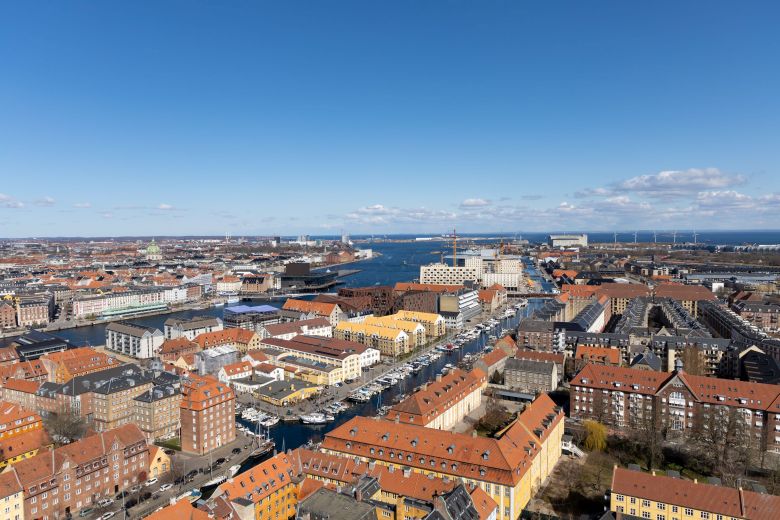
[43,412,88,446]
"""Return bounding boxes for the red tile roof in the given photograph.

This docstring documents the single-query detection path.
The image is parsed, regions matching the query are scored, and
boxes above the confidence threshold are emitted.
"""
[575,345,621,365]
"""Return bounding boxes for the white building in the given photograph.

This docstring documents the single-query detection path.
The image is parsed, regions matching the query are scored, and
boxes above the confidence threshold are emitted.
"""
[164,316,224,340]
[105,322,164,359]
[419,263,479,285]
[548,234,588,248]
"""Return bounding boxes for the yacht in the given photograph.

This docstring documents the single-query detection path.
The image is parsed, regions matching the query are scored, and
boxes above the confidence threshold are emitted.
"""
[300,412,329,425]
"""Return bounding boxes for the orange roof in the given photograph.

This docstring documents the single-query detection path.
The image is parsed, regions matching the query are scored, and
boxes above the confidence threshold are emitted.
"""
[654,284,717,302]
[298,477,325,500]
[215,453,294,504]
[1,378,41,394]
[0,402,41,428]
[323,394,563,487]
[469,485,498,520]
[560,285,598,298]
[220,361,252,376]
[387,368,486,424]
[611,467,780,520]
[181,375,234,411]
[552,269,578,279]
[515,349,564,364]
[194,328,256,348]
[282,299,339,316]
[160,337,200,355]
[0,428,51,461]
[0,469,22,498]
[487,283,506,292]
[574,345,621,365]
[479,348,508,368]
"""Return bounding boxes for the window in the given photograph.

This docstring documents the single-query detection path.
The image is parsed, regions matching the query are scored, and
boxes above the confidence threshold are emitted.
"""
[685,509,693,516]
[643,500,651,507]
[616,495,625,501]
[701,514,709,519]
[642,513,651,519]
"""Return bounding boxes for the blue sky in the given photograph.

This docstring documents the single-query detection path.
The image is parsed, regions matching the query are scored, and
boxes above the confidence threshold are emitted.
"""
[1,1,779,237]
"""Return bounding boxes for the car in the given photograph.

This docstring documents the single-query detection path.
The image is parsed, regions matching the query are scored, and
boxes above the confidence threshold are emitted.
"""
[114,492,126,502]
[98,498,113,507]
[232,448,241,455]
[130,485,141,493]
[101,512,116,519]
[159,483,173,492]
[145,478,158,487]
[78,508,94,517]
[215,457,226,465]
[125,498,138,509]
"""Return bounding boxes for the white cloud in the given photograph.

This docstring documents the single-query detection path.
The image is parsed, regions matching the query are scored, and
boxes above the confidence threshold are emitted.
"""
[100,212,113,219]
[157,203,174,210]
[0,193,24,208]
[73,202,92,208]
[34,196,56,207]
[345,204,456,226]
[618,168,745,196]
[460,198,491,208]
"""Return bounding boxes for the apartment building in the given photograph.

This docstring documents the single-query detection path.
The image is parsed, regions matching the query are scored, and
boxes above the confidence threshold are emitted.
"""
[158,337,201,362]
[217,361,253,384]
[259,336,363,384]
[514,350,565,385]
[385,368,486,429]
[517,320,556,351]
[609,466,780,520]
[15,299,51,328]
[180,375,236,455]
[39,348,118,384]
[212,453,297,520]
[281,299,344,326]
[133,384,181,442]
[394,310,446,338]
[0,402,43,443]
[8,424,149,519]
[334,322,410,357]
[0,302,16,330]
[364,315,426,348]
[259,317,332,340]
[163,315,223,340]
[0,470,24,520]
[570,363,780,454]
[193,328,261,353]
[105,322,164,359]
[503,358,558,394]
[323,394,564,520]
[420,263,480,286]
[0,380,40,411]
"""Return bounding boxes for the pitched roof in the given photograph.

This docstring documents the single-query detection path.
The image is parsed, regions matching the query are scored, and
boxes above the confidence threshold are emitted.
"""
[514,349,564,365]
[575,345,621,364]
[214,453,294,504]
[160,337,200,355]
[194,328,257,348]
[387,368,486,423]
[394,283,464,293]
[611,467,780,520]
[281,299,339,316]
[0,470,22,499]
[1,378,41,394]
[144,499,212,520]
[262,318,332,337]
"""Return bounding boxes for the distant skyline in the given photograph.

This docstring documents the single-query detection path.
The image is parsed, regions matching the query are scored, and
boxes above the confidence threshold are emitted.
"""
[2,2,780,237]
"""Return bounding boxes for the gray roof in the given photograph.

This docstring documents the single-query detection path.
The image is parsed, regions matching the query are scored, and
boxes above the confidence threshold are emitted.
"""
[504,357,556,375]
[297,487,376,520]
[105,321,162,337]
[134,383,180,402]
[55,364,154,396]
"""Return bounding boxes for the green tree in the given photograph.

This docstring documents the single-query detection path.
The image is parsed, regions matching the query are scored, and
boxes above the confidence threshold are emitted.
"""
[583,420,607,452]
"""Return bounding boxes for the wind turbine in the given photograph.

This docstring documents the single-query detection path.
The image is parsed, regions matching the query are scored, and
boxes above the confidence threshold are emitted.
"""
[693,230,699,246]
[672,230,677,245]
[633,231,638,244]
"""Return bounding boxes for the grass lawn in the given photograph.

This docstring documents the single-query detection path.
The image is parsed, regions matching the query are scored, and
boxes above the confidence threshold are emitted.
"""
[155,437,181,451]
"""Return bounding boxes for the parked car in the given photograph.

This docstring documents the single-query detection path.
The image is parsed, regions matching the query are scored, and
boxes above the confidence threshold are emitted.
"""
[130,485,141,493]
[101,512,116,520]
[232,448,241,455]
[145,478,158,487]
[98,498,113,507]
[160,483,173,492]
[79,509,94,518]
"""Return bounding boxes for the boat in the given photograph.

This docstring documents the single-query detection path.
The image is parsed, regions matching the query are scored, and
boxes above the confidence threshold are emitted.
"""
[226,296,240,304]
[259,415,279,427]
[213,301,224,307]
[300,412,329,424]
[228,464,241,477]
[202,474,227,487]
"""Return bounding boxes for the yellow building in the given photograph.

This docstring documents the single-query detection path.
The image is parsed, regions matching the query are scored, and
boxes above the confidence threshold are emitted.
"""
[0,429,51,470]
[260,337,362,385]
[214,453,298,520]
[148,446,171,479]
[610,466,780,520]
[364,315,426,348]
[334,322,409,357]
[322,394,564,520]
[394,310,446,337]
[0,470,24,520]
[133,385,182,442]
[255,380,320,406]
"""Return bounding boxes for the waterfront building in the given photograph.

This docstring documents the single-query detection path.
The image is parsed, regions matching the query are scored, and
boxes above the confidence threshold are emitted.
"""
[15,298,51,328]
[180,375,236,455]
[163,315,223,340]
[72,288,171,319]
[439,289,481,330]
[474,349,510,378]
[0,302,16,329]
[385,368,486,429]
[281,299,344,326]
[547,234,588,248]
[254,379,319,406]
[570,363,780,454]
[517,320,556,351]
[213,452,298,520]
[11,331,71,361]
[133,384,181,442]
[323,394,564,520]
[334,321,410,357]
[215,275,242,295]
[259,336,363,384]
[223,304,281,332]
[394,310,446,338]
[503,358,558,394]
[259,317,332,340]
[105,322,164,359]
[609,466,780,520]
[364,315,426,348]
[8,423,149,519]
[420,263,479,286]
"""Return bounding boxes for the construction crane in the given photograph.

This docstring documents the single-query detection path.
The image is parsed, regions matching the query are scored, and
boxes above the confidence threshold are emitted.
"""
[693,230,699,245]
[452,228,457,267]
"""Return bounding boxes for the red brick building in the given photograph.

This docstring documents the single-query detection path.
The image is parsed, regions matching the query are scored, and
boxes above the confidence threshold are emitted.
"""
[180,375,236,455]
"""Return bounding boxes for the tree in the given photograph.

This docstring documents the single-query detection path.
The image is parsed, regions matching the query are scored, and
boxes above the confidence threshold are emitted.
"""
[490,370,504,385]
[477,398,514,435]
[43,412,87,446]
[583,420,607,452]
[679,347,707,376]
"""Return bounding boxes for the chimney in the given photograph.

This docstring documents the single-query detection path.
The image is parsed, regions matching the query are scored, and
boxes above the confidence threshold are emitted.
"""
[436,374,442,382]
[694,479,697,484]
[651,470,655,476]
[403,467,411,478]
[395,416,400,424]
[472,430,477,438]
